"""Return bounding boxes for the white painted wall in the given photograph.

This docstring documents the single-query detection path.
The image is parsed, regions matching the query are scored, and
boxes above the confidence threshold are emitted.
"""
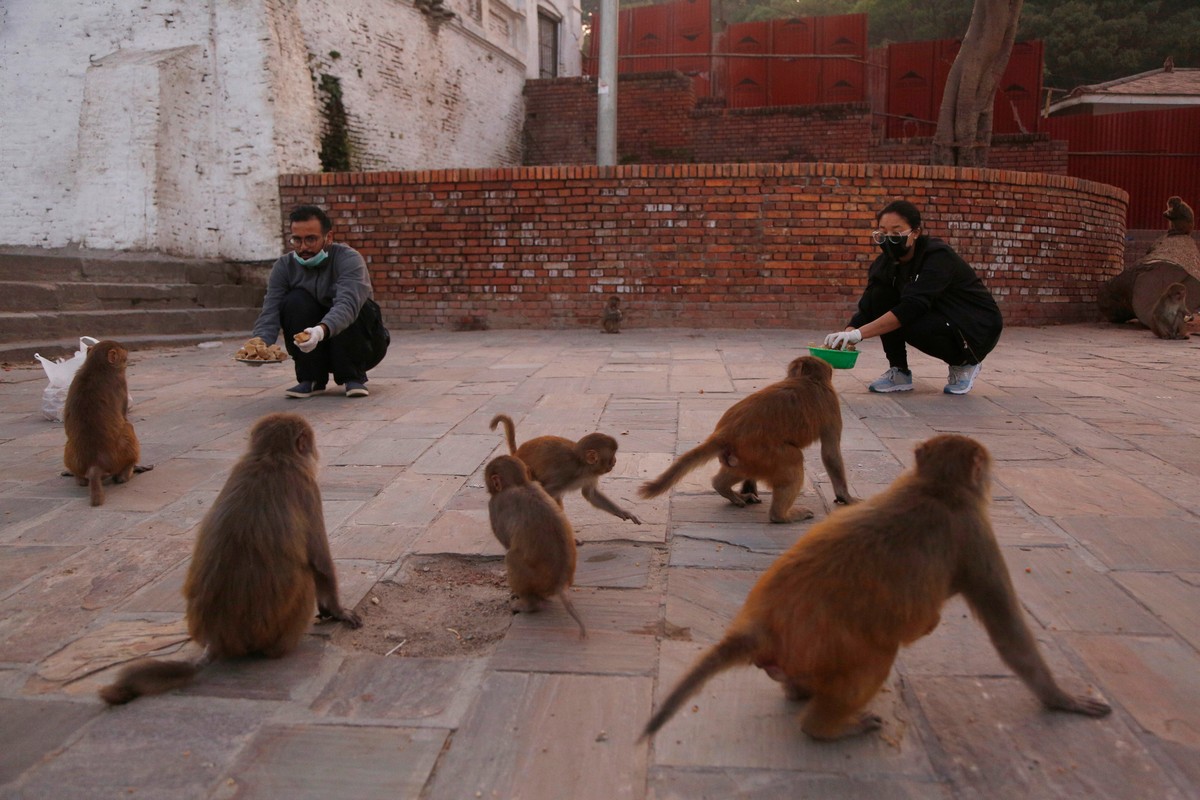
[0,0,583,260]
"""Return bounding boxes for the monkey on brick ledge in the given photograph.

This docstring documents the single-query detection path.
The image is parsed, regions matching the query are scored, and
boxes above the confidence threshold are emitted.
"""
[248,204,390,399]
[824,199,1003,397]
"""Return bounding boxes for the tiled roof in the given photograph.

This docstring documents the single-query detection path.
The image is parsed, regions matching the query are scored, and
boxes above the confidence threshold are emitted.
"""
[1069,66,1200,98]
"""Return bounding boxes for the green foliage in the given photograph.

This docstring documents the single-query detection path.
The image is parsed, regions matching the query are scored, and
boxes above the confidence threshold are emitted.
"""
[317,74,353,173]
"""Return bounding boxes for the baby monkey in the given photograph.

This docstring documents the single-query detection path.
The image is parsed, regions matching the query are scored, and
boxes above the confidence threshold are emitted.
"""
[602,295,623,334]
[486,455,586,638]
[98,413,361,704]
[643,435,1110,742]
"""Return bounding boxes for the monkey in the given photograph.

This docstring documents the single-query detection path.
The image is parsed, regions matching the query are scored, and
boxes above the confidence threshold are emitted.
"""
[486,455,586,638]
[1164,196,1194,236]
[489,415,641,525]
[642,434,1111,742]
[639,355,854,524]
[98,412,362,704]
[1148,281,1194,340]
[62,340,148,506]
[601,295,623,334]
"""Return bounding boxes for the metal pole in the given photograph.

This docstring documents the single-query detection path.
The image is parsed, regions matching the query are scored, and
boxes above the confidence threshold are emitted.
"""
[596,0,618,166]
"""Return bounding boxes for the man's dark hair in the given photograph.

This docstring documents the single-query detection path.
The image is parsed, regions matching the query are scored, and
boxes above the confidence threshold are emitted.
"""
[289,205,332,232]
[876,200,922,230]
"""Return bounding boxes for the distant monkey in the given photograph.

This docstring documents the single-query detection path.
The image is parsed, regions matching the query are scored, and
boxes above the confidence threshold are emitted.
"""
[1149,281,1193,340]
[1164,196,1194,236]
[640,355,854,523]
[99,413,362,704]
[642,434,1111,741]
[489,415,641,524]
[486,455,586,638]
[63,340,147,506]
[602,295,623,334]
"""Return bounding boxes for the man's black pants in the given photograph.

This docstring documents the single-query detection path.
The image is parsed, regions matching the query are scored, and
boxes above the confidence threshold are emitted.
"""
[279,289,385,386]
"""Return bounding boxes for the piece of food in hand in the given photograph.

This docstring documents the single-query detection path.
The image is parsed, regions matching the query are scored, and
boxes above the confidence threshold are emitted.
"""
[293,330,311,344]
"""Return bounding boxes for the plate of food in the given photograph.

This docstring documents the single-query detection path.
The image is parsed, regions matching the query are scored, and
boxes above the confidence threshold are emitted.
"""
[234,338,288,364]
[808,345,859,369]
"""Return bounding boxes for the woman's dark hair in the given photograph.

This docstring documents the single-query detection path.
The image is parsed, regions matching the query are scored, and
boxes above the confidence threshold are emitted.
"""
[876,200,922,230]
[289,205,333,233]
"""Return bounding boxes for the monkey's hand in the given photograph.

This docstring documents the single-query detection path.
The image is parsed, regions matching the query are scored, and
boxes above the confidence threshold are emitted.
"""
[319,603,363,629]
[622,511,643,525]
[295,325,325,353]
[823,329,862,351]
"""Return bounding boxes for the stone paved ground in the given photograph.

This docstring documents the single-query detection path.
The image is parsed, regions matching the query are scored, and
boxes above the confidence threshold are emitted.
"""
[1,324,1198,799]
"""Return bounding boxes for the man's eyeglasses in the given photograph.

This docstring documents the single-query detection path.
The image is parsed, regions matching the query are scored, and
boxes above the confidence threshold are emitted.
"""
[289,235,326,248]
[871,229,913,245]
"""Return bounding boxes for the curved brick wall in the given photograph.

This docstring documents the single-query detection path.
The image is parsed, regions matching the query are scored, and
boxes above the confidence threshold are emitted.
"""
[278,162,1127,329]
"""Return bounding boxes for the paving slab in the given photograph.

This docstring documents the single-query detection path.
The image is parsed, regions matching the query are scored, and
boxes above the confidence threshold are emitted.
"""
[0,325,1198,798]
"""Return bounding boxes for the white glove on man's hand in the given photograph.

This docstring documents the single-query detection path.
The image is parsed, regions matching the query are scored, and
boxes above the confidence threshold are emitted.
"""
[823,329,862,350]
[294,325,325,353]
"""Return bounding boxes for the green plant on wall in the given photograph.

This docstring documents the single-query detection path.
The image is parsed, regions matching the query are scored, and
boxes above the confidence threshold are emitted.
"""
[318,73,353,172]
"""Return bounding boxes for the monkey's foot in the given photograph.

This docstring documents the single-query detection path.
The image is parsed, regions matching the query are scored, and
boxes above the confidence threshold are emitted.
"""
[740,492,763,505]
[803,711,882,740]
[133,464,154,474]
[1050,694,1112,717]
[510,596,543,614]
[771,506,814,524]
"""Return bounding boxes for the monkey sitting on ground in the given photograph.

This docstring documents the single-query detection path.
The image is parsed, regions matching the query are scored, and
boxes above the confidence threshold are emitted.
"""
[642,434,1111,742]
[63,340,150,506]
[1164,196,1194,236]
[98,413,362,704]
[601,295,623,334]
[1149,281,1194,340]
[486,455,586,638]
[639,355,855,523]
[489,415,641,525]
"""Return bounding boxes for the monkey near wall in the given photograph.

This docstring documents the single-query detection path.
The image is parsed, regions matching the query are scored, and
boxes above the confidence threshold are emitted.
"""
[640,355,854,523]
[1149,282,1193,340]
[99,413,362,704]
[486,455,586,638]
[63,340,142,507]
[489,415,641,524]
[1164,196,1194,236]
[643,434,1110,741]
[602,295,623,334]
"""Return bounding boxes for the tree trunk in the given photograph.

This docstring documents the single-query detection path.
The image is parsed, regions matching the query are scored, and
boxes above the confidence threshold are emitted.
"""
[931,0,1024,167]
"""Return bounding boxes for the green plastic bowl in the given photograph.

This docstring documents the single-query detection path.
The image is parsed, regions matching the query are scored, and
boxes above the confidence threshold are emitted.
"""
[808,346,860,369]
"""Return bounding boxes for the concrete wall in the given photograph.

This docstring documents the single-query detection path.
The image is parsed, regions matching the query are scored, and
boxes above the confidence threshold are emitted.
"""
[0,0,577,260]
[280,162,1128,330]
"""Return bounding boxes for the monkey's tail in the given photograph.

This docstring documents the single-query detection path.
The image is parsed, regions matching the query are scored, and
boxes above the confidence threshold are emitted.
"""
[639,440,724,499]
[87,465,104,507]
[489,414,518,454]
[641,632,757,740]
[558,590,587,639]
[98,654,209,705]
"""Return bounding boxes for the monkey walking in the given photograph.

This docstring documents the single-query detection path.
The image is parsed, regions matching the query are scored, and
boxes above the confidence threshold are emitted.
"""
[602,295,623,334]
[642,434,1111,742]
[486,455,586,638]
[1164,196,1194,236]
[639,355,855,523]
[63,340,150,506]
[99,413,362,704]
[1149,282,1194,340]
[489,415,641,524]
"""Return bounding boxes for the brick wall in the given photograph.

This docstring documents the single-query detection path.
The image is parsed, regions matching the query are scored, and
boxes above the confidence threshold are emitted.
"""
[279,162,1126,330]
[523,72,1067,173]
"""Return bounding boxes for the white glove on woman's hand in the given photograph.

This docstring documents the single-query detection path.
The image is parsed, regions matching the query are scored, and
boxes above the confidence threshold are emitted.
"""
[823,329,862,350]
[294,325,325,353]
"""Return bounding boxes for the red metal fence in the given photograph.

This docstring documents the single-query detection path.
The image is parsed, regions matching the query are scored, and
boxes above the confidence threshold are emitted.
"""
[1044,107,1200,229]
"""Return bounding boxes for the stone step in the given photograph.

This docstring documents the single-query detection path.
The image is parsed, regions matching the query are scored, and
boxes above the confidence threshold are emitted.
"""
[0,307,261,351]
[0,281,264,313]
[0,249,258,286]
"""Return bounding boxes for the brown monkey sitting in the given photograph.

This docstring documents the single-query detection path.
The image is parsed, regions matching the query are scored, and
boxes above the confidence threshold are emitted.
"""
[639,355,854,523]
[489,415,641,524]
[63,340,147,506]
[486,455,586,638]
[642,434,1111,742]
[1164,196,1194,236]
[602,295,623,334]
[99,413,362,704]
[1149,282,1194,340]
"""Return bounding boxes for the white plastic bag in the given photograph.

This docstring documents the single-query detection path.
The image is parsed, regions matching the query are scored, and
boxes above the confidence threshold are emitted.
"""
[34,336,99,422]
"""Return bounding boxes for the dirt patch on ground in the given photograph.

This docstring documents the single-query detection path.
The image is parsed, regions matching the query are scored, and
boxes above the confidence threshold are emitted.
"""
[335,554,513,658]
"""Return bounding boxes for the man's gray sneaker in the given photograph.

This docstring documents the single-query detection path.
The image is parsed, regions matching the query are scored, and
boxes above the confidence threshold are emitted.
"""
[944,363,982,395]
[868,367,913,393]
